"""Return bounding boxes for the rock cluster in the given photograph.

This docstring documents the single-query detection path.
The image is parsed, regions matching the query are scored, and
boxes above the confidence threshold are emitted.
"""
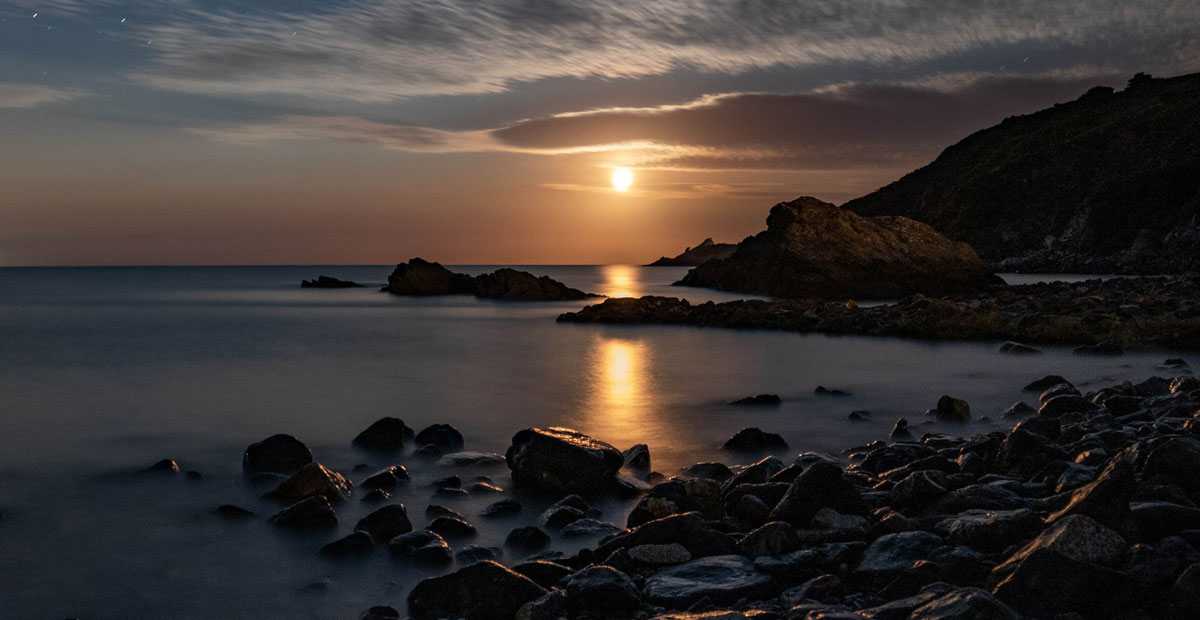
[559,275,1200,349]
[675,197,1000,299]
[385,258,596,301]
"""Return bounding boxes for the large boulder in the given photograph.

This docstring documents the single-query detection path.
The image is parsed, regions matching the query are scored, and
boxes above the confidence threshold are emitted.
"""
[352,417,414,452]
[562,566,643,617]
[642,555,774,608]
[268,497,337,531]
[407,560,547,620]
[767,462,867,527]
[676,196,999,299]
[505,427,624,494]
[354,505,413,542]
[856,531,944,575]
[264,463,352,504]
[1045,453,1138,539]
[243,434,312,475]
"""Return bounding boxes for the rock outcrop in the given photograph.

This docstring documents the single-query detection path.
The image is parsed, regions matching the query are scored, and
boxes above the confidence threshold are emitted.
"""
[843,72,1200,274]
[676,197,1000,299]
[300,276,363,288]
[385,258,594,300]
[648,238,738,266]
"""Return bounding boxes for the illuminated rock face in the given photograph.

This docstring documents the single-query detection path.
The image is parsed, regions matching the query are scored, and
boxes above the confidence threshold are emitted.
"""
[676,196,1000,300]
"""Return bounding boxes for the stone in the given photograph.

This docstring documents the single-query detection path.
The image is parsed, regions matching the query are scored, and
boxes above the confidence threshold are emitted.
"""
[561,518,622,538]
[359,606,400,620]
[361,465,409,490]
[934,396,971,423]
[1038,395,1098,417]
[242,434,312,475]
[437,451,507,469]
[629,477,723,527]
[506,427,624,494]
[810,507,868,532]
[1024,375,1072,393]
[389,531,454,566]
[469,481,503,494]
[1130,502,1200,541]
[427,516,476,540]
[628,543,692,566]
[856,531,943,575]
[139,458,180,475]
[910,588,1019,620]
[768,462,867,527]
[511,560,573,589]
[729,394,782,406]
[736,521,800,557]
[1000,402,1035,419]
[623,444,652,472]
[889,470,949,509]
[642,555,775,608]
[268,497,337,531]
[414,424,464,452]
[354,505,413,542]
[1143,437,1200,492]
[891,418,913,440]
[320,531,375,559]
[407,560,548,620]
[720,428,789,454]
[596,512,737,559]
[481,499,523,519]
[563,566,642,616]
[929,484,1030,513]
[264,463,353,504]
[456,545,502,565]
[352,417,414,452]
[506,526,551,552]
[362,488,389,504]
[935,509,1042,551]
[679,462,734,482]
[815,385,853,397]
[212,504,256,521]
[1046,454,1138,539]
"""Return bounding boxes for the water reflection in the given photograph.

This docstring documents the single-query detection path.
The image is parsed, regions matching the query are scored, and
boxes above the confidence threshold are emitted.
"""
[599,264,641,298]
[581,335,666,453]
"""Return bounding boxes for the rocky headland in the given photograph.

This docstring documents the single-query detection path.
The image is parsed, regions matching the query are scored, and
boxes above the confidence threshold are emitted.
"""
[843,72,1200,274]
[162,364,1200,619]
[648,238,738,267]
[301,276,364,288]
[385,258,596,301]
[675,197,1000,300]
[559,275,1200,350]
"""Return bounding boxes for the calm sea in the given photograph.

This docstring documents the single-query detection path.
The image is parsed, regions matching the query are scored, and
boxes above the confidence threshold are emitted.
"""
[0,265,1178,619]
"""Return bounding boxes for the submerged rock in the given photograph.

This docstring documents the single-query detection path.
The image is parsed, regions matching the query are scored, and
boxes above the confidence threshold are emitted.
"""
[505,427,624,494]
[406,560,547,620]
[243,434,312,475]
[720,428,789,454]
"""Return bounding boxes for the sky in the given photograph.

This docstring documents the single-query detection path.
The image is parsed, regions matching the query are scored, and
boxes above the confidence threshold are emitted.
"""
[2,1,1198,265]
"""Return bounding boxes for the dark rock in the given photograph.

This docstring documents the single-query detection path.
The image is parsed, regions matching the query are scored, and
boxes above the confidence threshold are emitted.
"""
[647,238,738,266]
[354,505,412,542]
[627,543,692,566]
[437,451,507,469]
[929,485,1030,513]
[856,531,943,575]
[815,385,853,397]
[1024,375,1072,393]
[243,434,312,475]
[1038,394,1098,417]
[623,444,652,472]
[1046,453,1138,539]
[506,526,551,553]
[736,521,800,558]
[891,418,913,440]
[481,499,523,519]
[563,566,642,616]
[506,427,624,494]
[301,275,362,288]
[427,516,476,540]
[361,465,409,490]
[468,481,503,494]
[1160,564,1200,618]
[472,268,594,300]
[512,560,573,589]
[768,462,867,527]
[935,509,1042,551]
[184,470,202,482]
[728,394,782,406]
[847,411,871,422]
[264,463,353,504]
[642,555,774,608]
[561,518,622,538]
[432,487,468,500]
[385,258,475,295]
[1143,437,1200,492]
[779,574,845,607]
[414,424,465,452]
[389,530,454,566]
[456,545,502,565]
[320,531,375,559]
[596,512,736,559]
[999,341,1041,355]
[1131,502,1200,541]
[676,196,998,299]
[1000,402,1035,419]
[413,444,443,461]
[996,429,1068,478]
[910,588,1019,620]
[139,459,181,475]
[720,428,789,454]
[425,504,462,520]
[889,470,949,509]
[352,417,414,452]
[1039,382,1081,401]
[1074,343,1125,356]
[406,560,547,620]
[628,478,722,527]
[268,497,337,531]
[362,488,390,503]
[358,606,400,620]
[212,504,256,521]
[680,462,734,482]
[433,475,461,489]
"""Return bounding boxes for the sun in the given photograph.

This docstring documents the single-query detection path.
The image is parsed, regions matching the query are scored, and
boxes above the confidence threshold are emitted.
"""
[611,167,633,191]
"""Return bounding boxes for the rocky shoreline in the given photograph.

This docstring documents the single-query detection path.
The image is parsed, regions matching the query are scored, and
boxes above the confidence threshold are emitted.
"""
[132,361,1198,619]
[559,275,1200,350]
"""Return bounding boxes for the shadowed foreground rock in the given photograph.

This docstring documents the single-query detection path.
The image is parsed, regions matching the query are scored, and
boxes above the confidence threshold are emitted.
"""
[385,258,595,300]
[676,196,1000,299]
[406,560,546,620]
[559,275,1200,349]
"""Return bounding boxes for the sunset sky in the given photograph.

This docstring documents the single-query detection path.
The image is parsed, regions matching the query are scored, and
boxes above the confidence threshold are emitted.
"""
[3,1,1198,265]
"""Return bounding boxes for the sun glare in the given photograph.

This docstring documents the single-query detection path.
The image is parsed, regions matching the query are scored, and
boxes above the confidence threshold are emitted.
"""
[611,167,633,191]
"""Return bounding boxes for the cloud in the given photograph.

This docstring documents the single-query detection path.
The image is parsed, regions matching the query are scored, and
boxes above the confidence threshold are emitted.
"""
[0,83,87,109]
[128,0,1200,101]
[196,72,1119,173]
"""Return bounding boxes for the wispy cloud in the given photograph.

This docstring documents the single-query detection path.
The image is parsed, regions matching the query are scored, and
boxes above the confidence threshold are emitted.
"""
[0,83,87,109]
[127,0,1200,101]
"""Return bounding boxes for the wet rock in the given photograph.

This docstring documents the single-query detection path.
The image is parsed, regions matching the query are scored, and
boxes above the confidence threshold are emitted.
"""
[506,526,551,553]
[437,451,507,469]
[810,507,868,532]
[481,499,523,519]
[506,427,624,494]
[629,543,692,566]
[472,268,596,300]
[427,516,476,540]
[352,417,414,452]
[425,504,462,520]
[680,462,734,482]
[729,394,782,406]
[320,531,375,559]
[768,462,867,527]
[264,463,353,504]
[721,428,789,454]
[361,465,409,490]
[355,504,413,542]
[268,497,337,531]
[362,488,390,503]
[456,545,502,565]
[934,395,971,423]
[212,504,256,521]
[722,456,785,490]
[358,606,401,620]
[1038,394,1098,417]
[1130,502,1200,541]
[1024,375,1072,393]
[1000,402,1035,419]
[597,512,736,559]
[243,434,313,475]
[623,444,652,472]
[729,494,771,524]
[929,485,1030,513]
[847,411,871,422]
[414,424,465,452]
[996,429,1068,478]
[511,560,573,590]
[935,509,1042,551]
[1160,564,1200,618]
[856,531,943,575]
[562,518,621,539]
[910,587,1019,620]
[407,560,548,620]
[389,531,454,566]
[629,478,722,527]
[432,487,468,500]
[1046,453,1138,539]
[891,418,913,440]
[999,341,1041,355]
[563,566,642,617]
[889,470,949,509]
[643,555,775,608]
[469,482,503,495]
[736,521,801,558]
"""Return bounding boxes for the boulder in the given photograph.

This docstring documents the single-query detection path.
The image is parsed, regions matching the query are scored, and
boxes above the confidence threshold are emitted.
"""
[352,417,414,452]
[268,497,337,531]
[1130,502,1200,541]
[506,427,624,494]
[623,444,652,472]
[642,555,774,608]
[481,499,523,519]
[264,463,353,504]
[909,588,1019,620]
[628,543,692,566]
[563,566,643,617]
[472,268,593,301]
[596,512,736,559]
[407,560,547,620]
[856,531,943,575]
[427,516,476,540]
[511,560,573,589]
[628,478,722,527]
[389,530,454,566]
[361,465,409,490]
[735,521,801,558]
[934,396,971,423]
[720,428,789,454]
[1046,453,1138,539]
[1143,437,1200,492]
[935,509,1042,552]
[676,196,999,299]
[354,505,413,542]
[320,531,375,559]
[506,526,551,553]
[679,462,735,482]
[561,518,622,538]
[359,606,401,620]
[414,424,465,452]
[768,462,867,527]
[242,434,312,475]
[1024,375,1072,393]
[456,545,502,565]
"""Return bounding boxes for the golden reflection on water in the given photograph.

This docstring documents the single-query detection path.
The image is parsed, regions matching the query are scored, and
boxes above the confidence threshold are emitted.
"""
[581,335,666,454]
[600,264,640,298]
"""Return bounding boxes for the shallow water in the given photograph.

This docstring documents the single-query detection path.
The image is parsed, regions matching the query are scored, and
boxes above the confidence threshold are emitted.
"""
[0,265,1186,619]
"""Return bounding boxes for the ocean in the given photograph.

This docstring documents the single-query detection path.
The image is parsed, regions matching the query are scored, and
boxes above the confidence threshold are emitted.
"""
[0,265,1177,619]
